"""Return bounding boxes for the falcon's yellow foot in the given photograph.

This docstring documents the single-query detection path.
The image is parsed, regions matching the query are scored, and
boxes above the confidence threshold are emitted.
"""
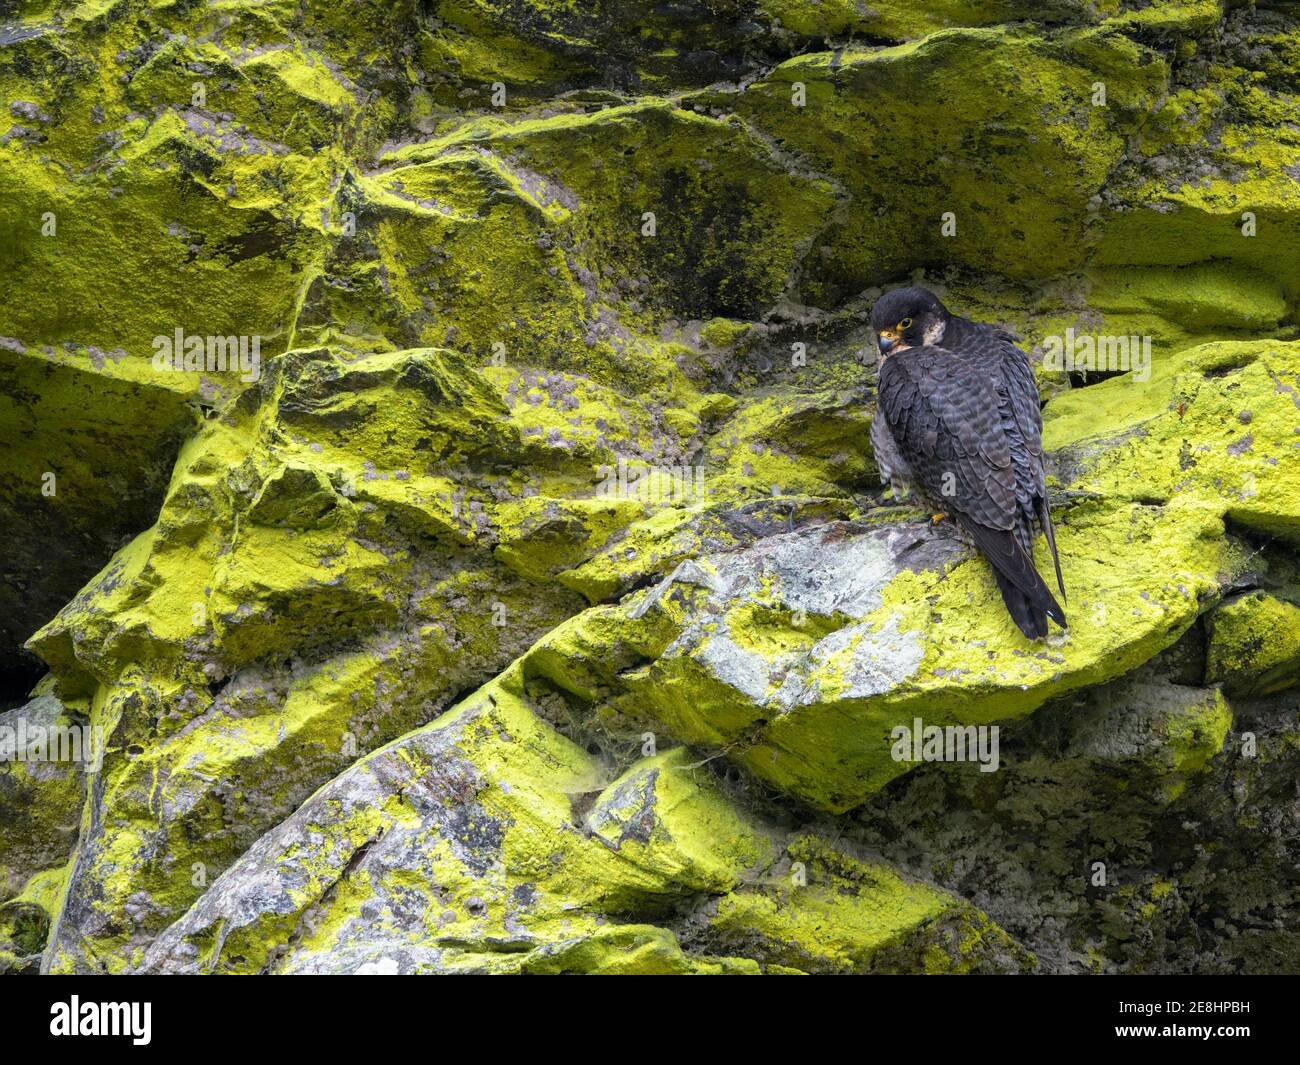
[931,512,948,524]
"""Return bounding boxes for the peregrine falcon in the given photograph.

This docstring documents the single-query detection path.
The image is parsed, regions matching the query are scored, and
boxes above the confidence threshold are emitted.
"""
[868,287,1066,639]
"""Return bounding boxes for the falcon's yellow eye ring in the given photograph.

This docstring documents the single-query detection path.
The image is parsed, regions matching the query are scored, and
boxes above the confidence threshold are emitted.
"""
[900,318,913,329]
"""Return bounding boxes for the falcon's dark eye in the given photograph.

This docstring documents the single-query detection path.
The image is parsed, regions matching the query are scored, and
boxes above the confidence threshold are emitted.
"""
[900,318,912,329]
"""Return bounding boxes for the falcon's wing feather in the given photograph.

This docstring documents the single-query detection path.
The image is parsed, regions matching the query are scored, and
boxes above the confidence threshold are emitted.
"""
[967,325,1066,600]
[879,343,1066,635]
[877,345,1016,533]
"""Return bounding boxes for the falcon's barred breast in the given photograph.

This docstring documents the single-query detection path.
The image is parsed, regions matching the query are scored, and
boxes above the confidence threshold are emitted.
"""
[869,287,1066,639]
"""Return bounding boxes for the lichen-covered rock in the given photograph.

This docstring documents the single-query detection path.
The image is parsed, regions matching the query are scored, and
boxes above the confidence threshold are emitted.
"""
[0,692,85,898]
[0,345,198,684]
[138,669,1017,974]
[700,836,1033,974]
[1097,9,1300,297]
[1205,591,1300,697]
[506,490,1254,814]
[297,100,837,393]
[27,342,632,972]
[714,26,1169,305]
[0,690,86,972]
[0,862,70,974]
[852,626,1300,973]
[1046,339,1300,539]
[4,0,1300,976]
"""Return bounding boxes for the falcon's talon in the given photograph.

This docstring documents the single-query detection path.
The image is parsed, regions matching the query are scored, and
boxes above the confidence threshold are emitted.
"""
[930,512,948,524]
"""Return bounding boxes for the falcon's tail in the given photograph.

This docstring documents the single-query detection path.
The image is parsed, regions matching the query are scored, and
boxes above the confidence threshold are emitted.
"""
[958,518,1067,639]
[990,567,1057,640]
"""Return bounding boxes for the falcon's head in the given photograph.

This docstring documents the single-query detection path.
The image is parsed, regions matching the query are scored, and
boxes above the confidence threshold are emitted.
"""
[870,287,950,356]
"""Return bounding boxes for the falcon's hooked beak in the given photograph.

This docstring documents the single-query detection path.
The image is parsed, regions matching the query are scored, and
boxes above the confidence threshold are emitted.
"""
[876,331,897,355]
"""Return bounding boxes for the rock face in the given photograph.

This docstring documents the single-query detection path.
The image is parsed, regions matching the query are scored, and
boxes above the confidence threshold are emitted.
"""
[1,1,1298,974]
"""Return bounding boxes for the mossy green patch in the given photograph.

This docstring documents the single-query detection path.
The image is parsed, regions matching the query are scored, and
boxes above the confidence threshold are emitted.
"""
[1206,592,1300,697]
[709,836,1031,973]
